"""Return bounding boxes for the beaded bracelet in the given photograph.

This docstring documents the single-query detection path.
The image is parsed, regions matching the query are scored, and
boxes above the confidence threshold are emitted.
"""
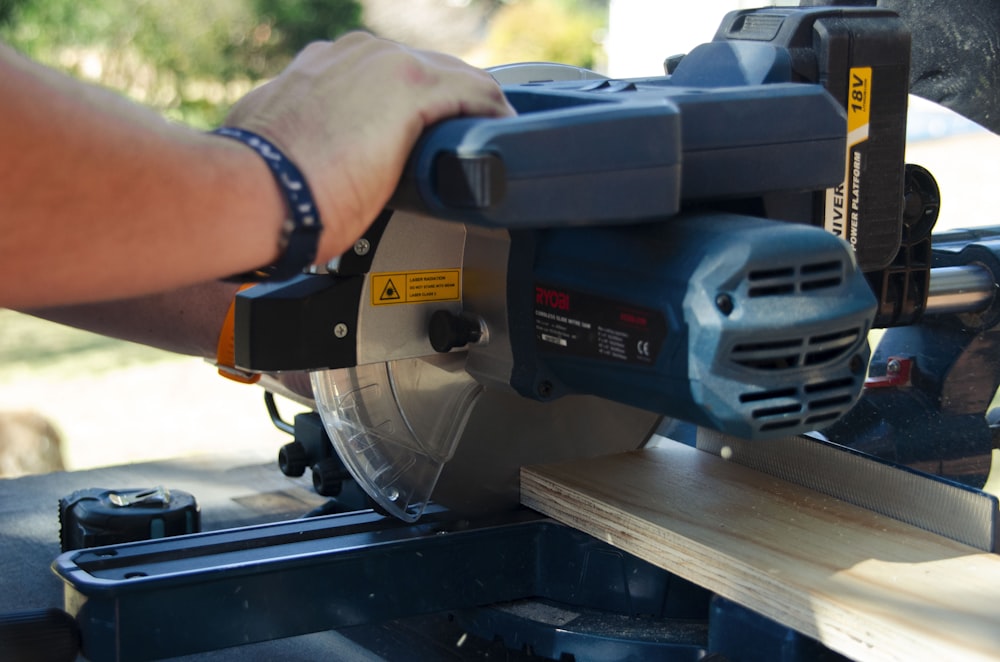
[211,127,322,281]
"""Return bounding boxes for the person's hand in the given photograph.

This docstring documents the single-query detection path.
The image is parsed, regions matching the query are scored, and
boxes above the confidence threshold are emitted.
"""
[222,32,515,262]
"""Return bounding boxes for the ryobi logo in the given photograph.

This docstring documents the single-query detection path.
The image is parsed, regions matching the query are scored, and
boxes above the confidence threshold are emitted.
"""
[536,286,570,311]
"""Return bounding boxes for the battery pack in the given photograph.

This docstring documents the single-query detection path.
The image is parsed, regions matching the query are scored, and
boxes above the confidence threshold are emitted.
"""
[717,7,911,272]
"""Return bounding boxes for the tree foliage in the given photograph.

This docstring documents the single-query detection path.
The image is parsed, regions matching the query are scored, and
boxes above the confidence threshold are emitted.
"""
[0,0,363,126]
[483,0,607,71]
[0,0,610,126]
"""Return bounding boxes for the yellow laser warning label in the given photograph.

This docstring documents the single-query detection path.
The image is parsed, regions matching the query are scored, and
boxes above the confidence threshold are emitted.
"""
[824,66,872,250]
[370,269,461,306]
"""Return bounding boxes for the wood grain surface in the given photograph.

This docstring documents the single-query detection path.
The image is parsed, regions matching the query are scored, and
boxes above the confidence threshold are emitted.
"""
[521,440,1000,662]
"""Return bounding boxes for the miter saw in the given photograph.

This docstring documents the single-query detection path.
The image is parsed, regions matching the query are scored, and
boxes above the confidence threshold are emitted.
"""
[234,4,913,522]
[14,3,1000,661]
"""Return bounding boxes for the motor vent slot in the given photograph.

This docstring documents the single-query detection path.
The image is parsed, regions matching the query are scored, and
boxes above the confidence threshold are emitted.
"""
[740,376,861,433]
[730,327,862,371]
[759,419,803,432]
[739,388,796,403]
[731,339,803,370]
[800,260,844,291]
[752,403,801,419]
[804,329,861,366]
[804,377,855,394]
[747,266,795,297]
[747,260,844,297]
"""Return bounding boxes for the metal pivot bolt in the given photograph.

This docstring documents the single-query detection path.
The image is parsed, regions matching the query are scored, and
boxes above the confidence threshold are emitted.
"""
[333,323,349,339]
[864,355,913,389]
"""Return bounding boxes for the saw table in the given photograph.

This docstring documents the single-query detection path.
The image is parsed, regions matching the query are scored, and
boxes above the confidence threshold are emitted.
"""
[0,451,584,661]
[6,427,1000,662]
[0,444,735,662]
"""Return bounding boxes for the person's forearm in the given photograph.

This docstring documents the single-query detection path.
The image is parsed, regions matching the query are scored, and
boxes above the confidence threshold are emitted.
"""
[0,44,284,308]
[23,281,239,359]
[25,283,317,403]
[0,34,512,309]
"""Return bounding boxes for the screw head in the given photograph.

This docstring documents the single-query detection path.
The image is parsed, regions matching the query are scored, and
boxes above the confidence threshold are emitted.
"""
[715,293,734,316]
[536,380,554,398]
[334,323,349,339]
[353,238,371,256]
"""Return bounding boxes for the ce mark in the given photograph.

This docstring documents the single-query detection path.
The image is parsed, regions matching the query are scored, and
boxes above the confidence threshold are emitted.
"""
[636,340,652,358]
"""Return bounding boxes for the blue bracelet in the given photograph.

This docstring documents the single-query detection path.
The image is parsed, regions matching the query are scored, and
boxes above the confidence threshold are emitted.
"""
[211,127,322,281]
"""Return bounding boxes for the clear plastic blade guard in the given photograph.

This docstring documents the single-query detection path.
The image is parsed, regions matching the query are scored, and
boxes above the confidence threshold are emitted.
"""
[311,354,482,522]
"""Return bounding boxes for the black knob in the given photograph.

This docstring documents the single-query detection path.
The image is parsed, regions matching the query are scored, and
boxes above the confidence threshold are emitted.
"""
[428,310,482,353]
[278,441,308,477]
[902,163,940,240]
[311,458,348,497]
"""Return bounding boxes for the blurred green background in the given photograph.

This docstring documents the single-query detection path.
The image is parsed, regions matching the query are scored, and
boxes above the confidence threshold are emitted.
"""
[0,0,608,127]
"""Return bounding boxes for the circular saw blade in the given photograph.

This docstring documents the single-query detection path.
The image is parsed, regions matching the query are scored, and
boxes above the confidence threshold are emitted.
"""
[433,387,661,516]
[312,356,660,520]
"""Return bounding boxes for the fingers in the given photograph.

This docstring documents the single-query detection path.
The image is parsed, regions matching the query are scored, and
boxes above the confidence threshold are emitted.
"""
[221,32,513,261]
[410,48,515,120]
[294,33,514,120]
[227,33,512,156]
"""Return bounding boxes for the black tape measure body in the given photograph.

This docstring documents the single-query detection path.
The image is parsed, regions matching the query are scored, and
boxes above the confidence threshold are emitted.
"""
[59,487,199,552]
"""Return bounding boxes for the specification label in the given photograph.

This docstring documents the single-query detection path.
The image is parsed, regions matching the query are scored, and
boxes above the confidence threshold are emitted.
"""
[534,283,666,365]
[370,269,461,306]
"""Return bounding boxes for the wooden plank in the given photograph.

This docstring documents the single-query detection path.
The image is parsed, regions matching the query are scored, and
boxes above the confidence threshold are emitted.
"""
[520,440,1000,662]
